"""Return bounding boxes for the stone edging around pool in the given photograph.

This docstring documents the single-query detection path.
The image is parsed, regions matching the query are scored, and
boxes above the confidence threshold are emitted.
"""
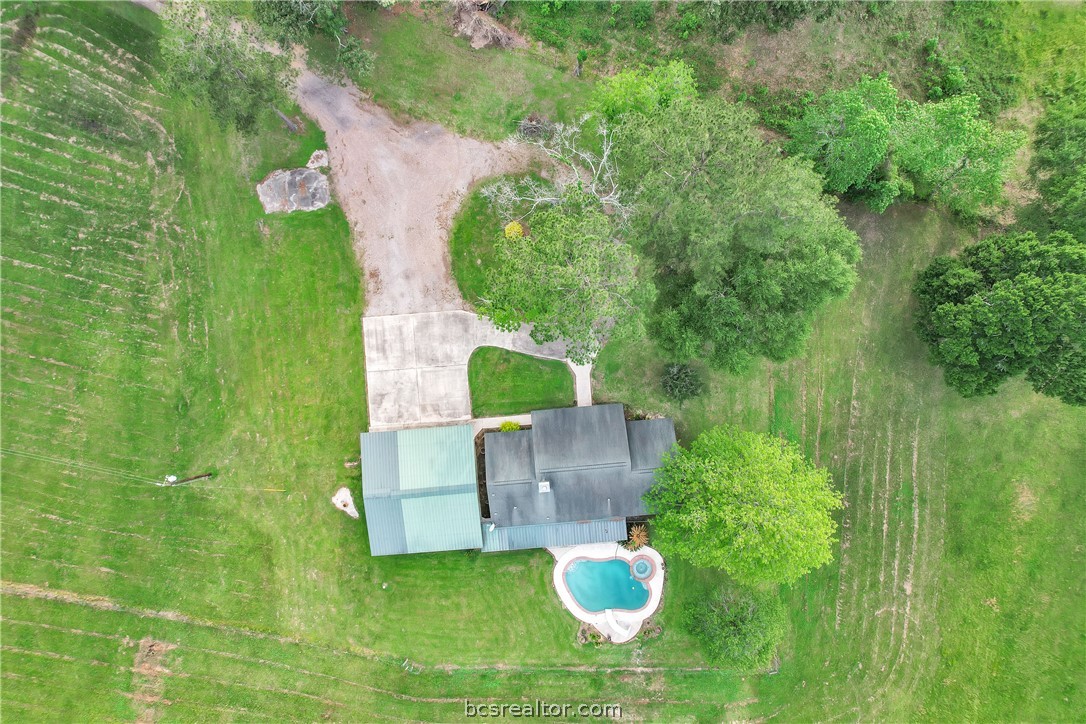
[547,542,665,645]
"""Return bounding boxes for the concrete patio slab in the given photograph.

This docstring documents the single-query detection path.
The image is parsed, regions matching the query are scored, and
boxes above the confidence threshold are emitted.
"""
[413,312,476,368]
[417,365,471,423]
[367,368,421,427]
[362,315,418,372]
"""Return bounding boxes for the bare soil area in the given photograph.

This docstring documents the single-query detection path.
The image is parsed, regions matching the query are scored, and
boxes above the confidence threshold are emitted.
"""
[295,71,536,316]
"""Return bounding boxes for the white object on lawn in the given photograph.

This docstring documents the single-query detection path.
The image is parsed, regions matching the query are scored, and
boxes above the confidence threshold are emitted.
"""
[332,487,359,519]
[306,149,330,169]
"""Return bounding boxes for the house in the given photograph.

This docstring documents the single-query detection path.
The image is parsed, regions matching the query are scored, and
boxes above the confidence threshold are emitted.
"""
[481,405,675,552]
[359,404,675,557]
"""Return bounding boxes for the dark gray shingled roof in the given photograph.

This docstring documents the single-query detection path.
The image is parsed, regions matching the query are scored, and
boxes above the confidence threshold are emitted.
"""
[484,405,676,529]
[530,404,631,473]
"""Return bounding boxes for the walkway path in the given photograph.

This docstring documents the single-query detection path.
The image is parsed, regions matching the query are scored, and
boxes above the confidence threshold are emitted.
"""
[295,71,592,429]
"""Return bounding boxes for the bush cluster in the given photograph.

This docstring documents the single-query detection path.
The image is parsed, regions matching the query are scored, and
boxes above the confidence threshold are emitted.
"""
[682,583,787,670]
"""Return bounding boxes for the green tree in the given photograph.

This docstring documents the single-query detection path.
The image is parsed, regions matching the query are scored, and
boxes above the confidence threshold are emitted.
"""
[682,583,787,670]
[645,425,843,584]
[894,93,1025,215]
[160,2,288,133]
[480,189,653,364]
[914,230,1086,404]
[617,98,860,372]
[787,74,898,196]
[790,77,1023,215]
[253,0,344,46]
[592,60,698,121]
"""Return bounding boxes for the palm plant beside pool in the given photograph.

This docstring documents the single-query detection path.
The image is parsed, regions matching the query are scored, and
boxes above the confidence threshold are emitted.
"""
[625,523,649,551]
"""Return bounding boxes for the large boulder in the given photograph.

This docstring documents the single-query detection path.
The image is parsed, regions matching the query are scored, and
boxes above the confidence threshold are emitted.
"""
[256,167,330,213]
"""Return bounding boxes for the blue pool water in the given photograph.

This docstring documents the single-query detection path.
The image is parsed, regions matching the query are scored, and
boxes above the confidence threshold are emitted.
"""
[564,559,649,613]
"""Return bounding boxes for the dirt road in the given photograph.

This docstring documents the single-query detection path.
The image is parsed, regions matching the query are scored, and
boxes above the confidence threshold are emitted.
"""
[295,71,534,316]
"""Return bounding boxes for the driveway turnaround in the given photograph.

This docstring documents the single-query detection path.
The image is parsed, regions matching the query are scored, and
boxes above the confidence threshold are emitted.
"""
[364,311,592,430]
[296,71,593,430]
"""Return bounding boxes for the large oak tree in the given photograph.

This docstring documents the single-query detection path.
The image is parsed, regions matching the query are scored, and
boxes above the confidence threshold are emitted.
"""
[617,98,861,372]
[645,425,842,585]
[914,230,1086,405]
[480,189,652,364]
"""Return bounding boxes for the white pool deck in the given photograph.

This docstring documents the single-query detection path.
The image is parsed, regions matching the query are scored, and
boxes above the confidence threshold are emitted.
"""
[547,543,665,644]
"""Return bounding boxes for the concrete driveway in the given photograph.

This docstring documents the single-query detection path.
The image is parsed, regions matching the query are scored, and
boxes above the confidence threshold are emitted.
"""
[295,72,593,431]
[364,312,590,431]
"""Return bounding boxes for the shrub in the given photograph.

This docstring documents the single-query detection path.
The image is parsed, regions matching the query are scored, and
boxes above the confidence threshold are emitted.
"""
[629,1,654,29]
[671,9,703,39]
[498,421,521,432]
[592,60,697,121]
[503,220,524,240]
[625,523,649,551]
[578,26,601,45]
[338,35,375,83]
[683,584,787,670]
[661,363,704,404]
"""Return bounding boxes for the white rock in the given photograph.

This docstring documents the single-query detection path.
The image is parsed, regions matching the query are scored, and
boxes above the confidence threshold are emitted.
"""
[306,149,330,169]
[256,167,330,214]
[332,486,359,519]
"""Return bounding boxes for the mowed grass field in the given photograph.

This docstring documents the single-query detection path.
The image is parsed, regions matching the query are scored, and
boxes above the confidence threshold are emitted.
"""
[597,202,1086,720]
[2,2,1082,722]
[0,4,749,721]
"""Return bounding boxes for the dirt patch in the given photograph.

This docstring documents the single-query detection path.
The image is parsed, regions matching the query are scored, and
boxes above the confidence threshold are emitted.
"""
[10,10,39,54]
[294,71,537,316]
[995,99,1043,227]
[1014,481,1038,522]
[129,636,176,723]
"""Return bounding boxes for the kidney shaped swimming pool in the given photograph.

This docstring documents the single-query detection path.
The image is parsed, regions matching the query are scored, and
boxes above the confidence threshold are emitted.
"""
[563,558,650,613]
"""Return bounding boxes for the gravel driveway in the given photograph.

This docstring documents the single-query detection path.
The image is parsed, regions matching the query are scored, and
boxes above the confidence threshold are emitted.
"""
[295,71,590,429]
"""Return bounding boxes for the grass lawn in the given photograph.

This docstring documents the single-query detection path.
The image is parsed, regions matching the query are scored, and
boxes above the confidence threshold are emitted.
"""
[0,4,752,720]
[448,175,546,304]
[596,202,1086,720]
[346,6,594,140]
[3,2,1082,721]
[449,181,501,303]
[468,347,574,417]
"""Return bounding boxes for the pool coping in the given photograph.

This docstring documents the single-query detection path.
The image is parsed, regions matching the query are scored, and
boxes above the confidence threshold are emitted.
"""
[548,542,665,644]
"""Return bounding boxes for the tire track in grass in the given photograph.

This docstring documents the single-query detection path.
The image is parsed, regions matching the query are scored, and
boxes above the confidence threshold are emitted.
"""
[844,424,871,641]
[36,14,159,77]
[834,349,864,631]
[869,419,896,669]
[879,416,945,713]
[26,47,160,115]
[2,645,345,708]
[35,25,155,86]
[2,586,742,719]
[0,122,143,168]
[1,138,139,183]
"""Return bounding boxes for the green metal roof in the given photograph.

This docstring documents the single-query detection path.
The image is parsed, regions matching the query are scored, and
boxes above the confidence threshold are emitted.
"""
[360,425,483,556]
